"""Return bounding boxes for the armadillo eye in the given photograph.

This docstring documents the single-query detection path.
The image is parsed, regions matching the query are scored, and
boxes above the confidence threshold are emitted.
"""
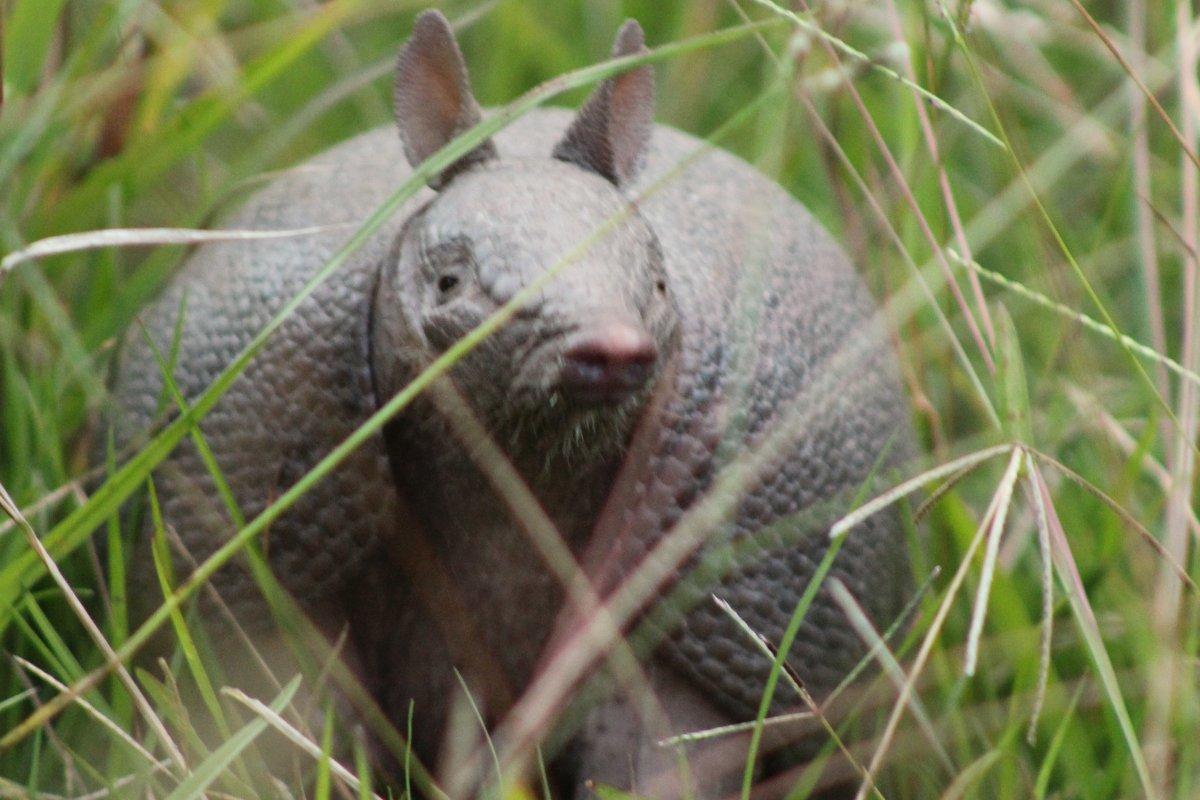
[655,280,666,294]
[437,274,460,294]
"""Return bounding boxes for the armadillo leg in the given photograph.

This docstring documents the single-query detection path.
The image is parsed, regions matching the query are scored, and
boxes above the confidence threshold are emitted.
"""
[570,658,750,799]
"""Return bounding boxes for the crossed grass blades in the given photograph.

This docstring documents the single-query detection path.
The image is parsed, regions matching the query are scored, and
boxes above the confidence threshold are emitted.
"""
[2,1,1200,798]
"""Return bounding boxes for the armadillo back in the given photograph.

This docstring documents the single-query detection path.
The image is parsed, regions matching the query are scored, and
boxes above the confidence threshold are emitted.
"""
[619,121,915,714]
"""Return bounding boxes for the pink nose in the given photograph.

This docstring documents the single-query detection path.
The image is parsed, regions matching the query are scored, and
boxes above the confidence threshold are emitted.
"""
[560,322,658,402]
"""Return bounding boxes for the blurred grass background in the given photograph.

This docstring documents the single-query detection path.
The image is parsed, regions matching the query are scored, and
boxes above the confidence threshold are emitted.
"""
[1,0,1199,797]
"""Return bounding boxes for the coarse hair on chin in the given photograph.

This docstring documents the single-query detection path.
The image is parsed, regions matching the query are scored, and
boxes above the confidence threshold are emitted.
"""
[504,391,640,475]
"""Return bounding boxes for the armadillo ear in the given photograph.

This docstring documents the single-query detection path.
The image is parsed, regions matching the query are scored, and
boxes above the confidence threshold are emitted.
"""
[552,19,654,187]
[394,10,497,189]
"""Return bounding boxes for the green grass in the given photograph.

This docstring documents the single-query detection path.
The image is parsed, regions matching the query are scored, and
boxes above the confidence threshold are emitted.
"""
[2,0,1200,797]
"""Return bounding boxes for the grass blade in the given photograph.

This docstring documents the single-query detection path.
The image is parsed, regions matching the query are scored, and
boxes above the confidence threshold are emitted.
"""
[0,225,354,277]
[223,686,384,800]
[748,0,1003,149]
[830,445,1011,539]
[162,676,300,800]
[1028,464,1156,799]
[964,447,1023,675]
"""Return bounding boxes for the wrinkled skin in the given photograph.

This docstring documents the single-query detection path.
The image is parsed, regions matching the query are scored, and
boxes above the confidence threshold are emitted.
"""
[109,12,914,798]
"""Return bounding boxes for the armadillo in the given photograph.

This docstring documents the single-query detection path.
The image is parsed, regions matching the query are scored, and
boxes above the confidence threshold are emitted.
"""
[110,11,913,797]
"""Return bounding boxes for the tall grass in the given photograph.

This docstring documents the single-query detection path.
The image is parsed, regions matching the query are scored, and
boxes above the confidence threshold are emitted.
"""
[2,0,1199,797]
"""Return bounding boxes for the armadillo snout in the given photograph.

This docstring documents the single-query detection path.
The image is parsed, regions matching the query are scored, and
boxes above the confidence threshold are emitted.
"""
[559,322,658,403]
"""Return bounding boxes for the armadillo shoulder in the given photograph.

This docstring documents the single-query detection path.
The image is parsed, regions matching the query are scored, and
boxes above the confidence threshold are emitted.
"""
[108,128,421,620]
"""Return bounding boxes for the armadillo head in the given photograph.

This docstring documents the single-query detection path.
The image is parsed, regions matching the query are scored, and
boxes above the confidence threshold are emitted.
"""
[372,11,678,460]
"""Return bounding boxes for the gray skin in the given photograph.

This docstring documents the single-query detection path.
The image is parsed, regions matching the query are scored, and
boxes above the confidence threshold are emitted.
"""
[110,11,913,798]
